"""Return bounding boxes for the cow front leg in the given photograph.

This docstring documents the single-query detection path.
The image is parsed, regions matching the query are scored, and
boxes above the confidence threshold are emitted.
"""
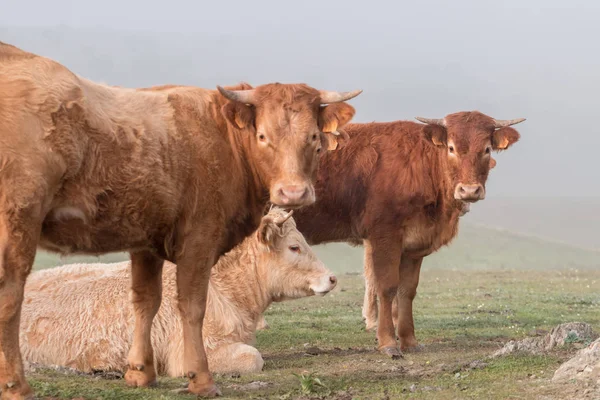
[362,240,378,332]
[396,256,423,351]
[176,246,220,397]
[366,237,403,358]
[208,343,264,375]
[0,211,41,400]
[124,251,164,388]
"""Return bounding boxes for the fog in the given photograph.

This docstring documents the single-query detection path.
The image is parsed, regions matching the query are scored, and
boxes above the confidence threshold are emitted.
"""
[2,0,599,245]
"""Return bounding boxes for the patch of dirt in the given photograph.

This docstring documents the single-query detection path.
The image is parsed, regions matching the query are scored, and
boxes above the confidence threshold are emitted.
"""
[492,322,598,357]
[553,337,600,385]
[228,380,271,391]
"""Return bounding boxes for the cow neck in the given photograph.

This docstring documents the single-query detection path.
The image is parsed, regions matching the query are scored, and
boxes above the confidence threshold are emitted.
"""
[219,111,269,246]
[435,147,464,229]
[208,234,271,325]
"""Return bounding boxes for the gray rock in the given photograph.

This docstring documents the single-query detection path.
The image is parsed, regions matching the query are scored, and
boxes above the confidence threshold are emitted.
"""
[553,338,600,385]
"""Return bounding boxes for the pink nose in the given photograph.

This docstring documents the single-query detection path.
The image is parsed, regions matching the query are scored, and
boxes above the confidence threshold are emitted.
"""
[455,183,485,202]
[278,185,309,205]
[329,276,337,286]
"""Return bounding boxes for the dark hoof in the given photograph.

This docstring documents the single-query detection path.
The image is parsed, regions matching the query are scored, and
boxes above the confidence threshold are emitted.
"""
[402,344,425,353]
[380,346,403,359]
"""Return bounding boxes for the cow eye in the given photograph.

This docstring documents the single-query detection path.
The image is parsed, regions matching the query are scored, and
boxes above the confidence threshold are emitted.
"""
[312,133,318,141]
[448,145,455,154]
[258,133,266,142]
[316,147,321,154]
[485,147,491,154]
[289,245,300,253]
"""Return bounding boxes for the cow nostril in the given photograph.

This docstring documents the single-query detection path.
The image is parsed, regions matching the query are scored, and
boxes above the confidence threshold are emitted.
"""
[474,186,481,195]
[329,276,337,285]
[459,186,466,194]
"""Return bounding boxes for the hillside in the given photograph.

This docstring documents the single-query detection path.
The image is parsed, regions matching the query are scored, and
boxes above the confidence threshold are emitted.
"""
[33,222,599,273]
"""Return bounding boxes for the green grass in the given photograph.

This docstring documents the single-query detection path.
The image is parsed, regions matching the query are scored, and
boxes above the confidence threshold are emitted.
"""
[25,225,600,399]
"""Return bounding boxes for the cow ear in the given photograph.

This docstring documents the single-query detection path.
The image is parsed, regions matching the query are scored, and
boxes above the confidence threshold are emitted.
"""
[492,127,520,151]
[221,102,255,130]
[257,217,278,247]
[320,129,349,151]
[422,125,447,147]
[318,103,355,151]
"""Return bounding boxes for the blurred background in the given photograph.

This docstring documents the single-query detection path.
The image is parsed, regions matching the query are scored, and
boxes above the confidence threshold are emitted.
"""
[3,0,598,271]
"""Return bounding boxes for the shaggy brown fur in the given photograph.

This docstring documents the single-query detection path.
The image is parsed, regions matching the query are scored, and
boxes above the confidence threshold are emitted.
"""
[293,112,523,357]
[0,42,358,399]
[20,209,336,376]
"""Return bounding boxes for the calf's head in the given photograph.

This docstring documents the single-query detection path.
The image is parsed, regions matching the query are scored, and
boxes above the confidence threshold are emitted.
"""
[417,111,525,203]
[218,83,361,208]
[256,207,337,300]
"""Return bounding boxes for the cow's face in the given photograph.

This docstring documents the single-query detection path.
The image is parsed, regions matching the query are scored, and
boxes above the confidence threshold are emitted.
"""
[256,208,336,300]
[219,83,361,208]
[418,111,524,203]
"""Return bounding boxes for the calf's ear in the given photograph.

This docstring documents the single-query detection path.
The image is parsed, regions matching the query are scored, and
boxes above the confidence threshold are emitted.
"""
[492,127,520,151]
[422,125,447,147]
[221,102,255,130]
[318,103,355,151]
[257,217,278,247]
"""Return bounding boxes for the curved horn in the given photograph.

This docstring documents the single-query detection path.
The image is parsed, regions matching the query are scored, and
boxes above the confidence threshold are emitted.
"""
[415,117,446,127]
[493,118,526,128]
[273,210,294,226]
[319,89,362,104]
[216,86,257,105]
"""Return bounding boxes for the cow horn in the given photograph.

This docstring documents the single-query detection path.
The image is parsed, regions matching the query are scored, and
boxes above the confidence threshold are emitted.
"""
[493,118,526,128]
[217,86,257,105]
[415,117,446,127]
[274,210,294,226]
[319,89,362,104]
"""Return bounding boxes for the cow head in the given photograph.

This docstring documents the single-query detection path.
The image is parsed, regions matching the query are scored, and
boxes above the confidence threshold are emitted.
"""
[256,207,337,300]
[417,111,525,203]
[218,83,361,208]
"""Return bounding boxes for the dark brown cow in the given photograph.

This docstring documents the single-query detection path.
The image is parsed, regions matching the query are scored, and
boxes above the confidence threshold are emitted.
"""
[0,42,360,399]
[293,111,524,357]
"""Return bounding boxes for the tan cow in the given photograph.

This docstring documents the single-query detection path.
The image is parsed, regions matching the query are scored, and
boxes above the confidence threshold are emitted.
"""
[20,209,336,376]
[0,42,360,399]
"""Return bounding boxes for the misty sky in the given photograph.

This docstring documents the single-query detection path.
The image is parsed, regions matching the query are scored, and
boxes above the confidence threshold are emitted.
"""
[2,0,599,197]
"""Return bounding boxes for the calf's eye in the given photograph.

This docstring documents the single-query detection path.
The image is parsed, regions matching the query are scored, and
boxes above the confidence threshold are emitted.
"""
[485,147,491,154]
[289,245,300,253]
[448,145,455,154]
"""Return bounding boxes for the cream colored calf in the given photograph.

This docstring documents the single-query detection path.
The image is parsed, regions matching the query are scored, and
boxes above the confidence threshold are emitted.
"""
[20,209,336,376]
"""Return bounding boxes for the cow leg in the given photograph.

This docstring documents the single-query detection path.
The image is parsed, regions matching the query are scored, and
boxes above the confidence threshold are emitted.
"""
[176,245,220,397]
[361,240,378,332]
[208,343,264,375]
[256,315,270,330]
[124,251,164,388]
[396,256,423,351]
[0,211,41,400]
[366,237,403,358]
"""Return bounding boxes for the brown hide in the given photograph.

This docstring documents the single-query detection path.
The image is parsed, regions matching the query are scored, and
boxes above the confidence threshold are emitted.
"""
[294,111,523,354]
[0,41,360,398]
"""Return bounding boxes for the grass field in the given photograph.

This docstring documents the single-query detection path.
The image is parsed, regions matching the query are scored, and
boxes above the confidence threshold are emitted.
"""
[24,223,600,399]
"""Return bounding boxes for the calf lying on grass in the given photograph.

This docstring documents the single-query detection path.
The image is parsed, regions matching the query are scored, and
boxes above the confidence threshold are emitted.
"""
[20,208,337,376]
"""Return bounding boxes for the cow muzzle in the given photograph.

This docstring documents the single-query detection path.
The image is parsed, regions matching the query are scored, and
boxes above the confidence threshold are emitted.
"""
[454,183,486,202]
[271,182,315,208]
[310,274,337,296]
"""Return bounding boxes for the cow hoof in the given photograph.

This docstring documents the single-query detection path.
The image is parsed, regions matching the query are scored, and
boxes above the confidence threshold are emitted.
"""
[364,320,377,332]
[380,346,403,359]
[124,367,157,388]
[187,382,222,398]
[401,343,425,353]
[0,382,34,400]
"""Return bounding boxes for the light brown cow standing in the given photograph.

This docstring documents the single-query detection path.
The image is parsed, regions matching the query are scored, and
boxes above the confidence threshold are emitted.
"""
[0,42,361,399]
[20,208,336,376]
